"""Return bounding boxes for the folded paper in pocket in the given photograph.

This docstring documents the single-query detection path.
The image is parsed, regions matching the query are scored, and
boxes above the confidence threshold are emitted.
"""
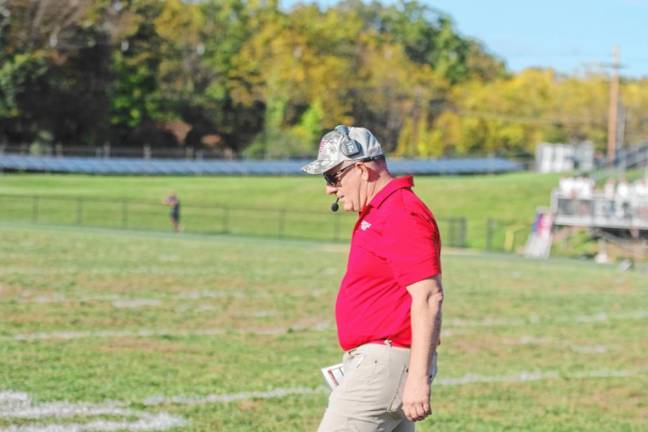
[320,363,345,390]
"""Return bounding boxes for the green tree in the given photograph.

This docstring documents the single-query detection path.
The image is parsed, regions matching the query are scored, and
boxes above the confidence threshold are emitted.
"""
[109,0,165,138]
[1,0,116,146]
[351,0,505,83]
[153,0,261,152]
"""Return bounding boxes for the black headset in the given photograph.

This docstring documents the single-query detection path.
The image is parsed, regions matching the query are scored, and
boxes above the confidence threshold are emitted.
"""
[335,125,363,158]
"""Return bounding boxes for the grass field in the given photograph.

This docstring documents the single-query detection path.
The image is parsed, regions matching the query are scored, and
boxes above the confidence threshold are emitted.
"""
[0,172,561,250]
[1,223,646,431]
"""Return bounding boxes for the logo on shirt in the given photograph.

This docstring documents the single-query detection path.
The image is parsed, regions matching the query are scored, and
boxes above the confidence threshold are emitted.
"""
[360,221,372,231]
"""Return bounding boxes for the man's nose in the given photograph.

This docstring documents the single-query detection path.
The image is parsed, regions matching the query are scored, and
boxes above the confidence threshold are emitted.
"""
[325,185,337,195]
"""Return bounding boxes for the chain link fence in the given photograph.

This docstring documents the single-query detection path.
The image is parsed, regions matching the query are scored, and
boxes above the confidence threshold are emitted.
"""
[0,194,528,251]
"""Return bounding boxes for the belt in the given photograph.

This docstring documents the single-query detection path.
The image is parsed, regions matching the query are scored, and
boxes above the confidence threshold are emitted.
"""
[368,338,409,348]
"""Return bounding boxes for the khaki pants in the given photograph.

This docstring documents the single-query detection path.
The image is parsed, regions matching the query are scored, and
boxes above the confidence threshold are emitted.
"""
[318,343,438,432]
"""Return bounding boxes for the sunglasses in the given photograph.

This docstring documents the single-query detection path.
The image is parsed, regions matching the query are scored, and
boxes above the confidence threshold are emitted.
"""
[323,163,356,186]
[323,156,383,186]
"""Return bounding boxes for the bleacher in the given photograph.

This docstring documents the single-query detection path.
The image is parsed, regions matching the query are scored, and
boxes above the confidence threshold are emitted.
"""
[551,190,648,231]
[0,155,522,176]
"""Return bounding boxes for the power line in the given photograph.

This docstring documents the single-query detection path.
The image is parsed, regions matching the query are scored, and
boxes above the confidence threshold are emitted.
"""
[452,109,601,127]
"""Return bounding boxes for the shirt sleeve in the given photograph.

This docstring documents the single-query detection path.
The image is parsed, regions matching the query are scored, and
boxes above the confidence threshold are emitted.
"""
[382,207,441,287]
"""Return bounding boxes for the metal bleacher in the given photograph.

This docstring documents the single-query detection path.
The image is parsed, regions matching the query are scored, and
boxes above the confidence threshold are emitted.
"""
[551,191,648,231]
[614,141,648,170]
[0,155,522,175]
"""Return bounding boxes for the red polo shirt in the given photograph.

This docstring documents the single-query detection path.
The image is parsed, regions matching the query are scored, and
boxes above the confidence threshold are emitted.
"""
[336,176,441,351]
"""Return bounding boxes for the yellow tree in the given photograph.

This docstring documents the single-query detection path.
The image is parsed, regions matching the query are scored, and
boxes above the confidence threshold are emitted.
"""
[359,38,448,154]
[230,3,364,156]
[437,69,561,155]
[620,79,648,144]
[551,72,608,146]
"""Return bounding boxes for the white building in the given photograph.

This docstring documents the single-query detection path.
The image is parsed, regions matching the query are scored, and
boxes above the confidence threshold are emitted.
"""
[536,142,594,173]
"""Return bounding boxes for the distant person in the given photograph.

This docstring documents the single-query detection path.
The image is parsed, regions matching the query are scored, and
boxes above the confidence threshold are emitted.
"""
[616,179,630,219]
[634,177,648,219]
[558,176,571,214]
[581,174,594,199]
[558,176,573,197]
[630,177,648,219]
[302,125,443,432]
[603,178,616,217]
[558,176,576,215]
[577,174,594,216]
[538,212,553,238]
[163,192,181,232]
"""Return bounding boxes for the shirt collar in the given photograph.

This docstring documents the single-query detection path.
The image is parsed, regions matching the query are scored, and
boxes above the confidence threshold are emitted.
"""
[362,176,414,212]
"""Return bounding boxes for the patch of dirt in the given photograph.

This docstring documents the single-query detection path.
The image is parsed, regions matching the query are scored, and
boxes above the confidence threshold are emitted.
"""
[97,338,199,354]
[236,399,262,412]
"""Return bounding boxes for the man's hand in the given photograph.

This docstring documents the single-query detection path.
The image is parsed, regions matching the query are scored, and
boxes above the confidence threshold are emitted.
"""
[402,374,431,422]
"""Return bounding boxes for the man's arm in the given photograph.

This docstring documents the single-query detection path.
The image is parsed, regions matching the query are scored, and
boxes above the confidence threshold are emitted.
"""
[402,275,443,422]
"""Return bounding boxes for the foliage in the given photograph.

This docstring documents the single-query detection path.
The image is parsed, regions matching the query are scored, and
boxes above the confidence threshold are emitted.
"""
[0,54,44,118]
[109,0,165,134]
[1,0,647,156]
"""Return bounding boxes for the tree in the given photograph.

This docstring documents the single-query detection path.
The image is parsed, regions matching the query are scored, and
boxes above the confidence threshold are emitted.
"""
[109,0,166,144]
[1,0,116,146]
[352,0,506,84]
[231,2,359,156]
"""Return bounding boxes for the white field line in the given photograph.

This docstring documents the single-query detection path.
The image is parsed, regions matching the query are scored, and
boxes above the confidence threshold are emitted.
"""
[142,368,645,407]
[433,369,640,385]
[11,291,247,305]
[0,390,185,432]
[4,326,453,342]
[8,288,330,307]
[5,309,646,342]
[0,267,220,276]
[570,345,608,353]
[444,309,648,328]
[7,321,334,341]
[0,415,185,432]
[111,299,162,309]
[505,336,609,353]
[143,386,325,406]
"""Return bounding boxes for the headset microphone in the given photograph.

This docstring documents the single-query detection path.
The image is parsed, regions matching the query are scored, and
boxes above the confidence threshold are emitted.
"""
[331,197,340,212]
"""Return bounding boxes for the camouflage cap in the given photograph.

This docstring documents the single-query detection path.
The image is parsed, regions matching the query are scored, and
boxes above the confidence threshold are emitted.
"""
[301,126,384,175]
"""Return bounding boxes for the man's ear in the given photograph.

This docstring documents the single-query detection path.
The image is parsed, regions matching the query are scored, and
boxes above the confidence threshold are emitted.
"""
[359,162,376,181]
[357,162,369,181]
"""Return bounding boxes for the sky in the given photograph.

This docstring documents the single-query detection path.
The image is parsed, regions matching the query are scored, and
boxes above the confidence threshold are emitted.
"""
[280,0,648,78]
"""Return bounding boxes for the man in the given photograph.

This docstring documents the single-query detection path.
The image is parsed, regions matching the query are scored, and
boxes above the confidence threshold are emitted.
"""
[302,125,444,432]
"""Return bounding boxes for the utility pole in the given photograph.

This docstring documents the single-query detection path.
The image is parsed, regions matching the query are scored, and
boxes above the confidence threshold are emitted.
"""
[607,45,621,164]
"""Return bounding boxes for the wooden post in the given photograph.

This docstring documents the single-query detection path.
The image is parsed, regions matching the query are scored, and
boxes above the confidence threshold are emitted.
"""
[607,45,621,164]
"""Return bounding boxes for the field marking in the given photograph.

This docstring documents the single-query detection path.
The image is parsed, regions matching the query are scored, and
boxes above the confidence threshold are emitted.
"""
[112,299,162,309]
[7,288,330,307]
[434,368,640,385]
[142,368,645,407]
[5,309,646,342]
[0,390,185,431]
[444,309,648,328]
[143,386,325,406]
[506,336,610,353]
[7,321,333,341]
[7,291,244,305]
[0,267,223,276]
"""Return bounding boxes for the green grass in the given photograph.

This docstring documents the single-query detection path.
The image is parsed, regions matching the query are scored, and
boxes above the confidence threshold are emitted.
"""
[0,172,561,249]
[0,223,646,431]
